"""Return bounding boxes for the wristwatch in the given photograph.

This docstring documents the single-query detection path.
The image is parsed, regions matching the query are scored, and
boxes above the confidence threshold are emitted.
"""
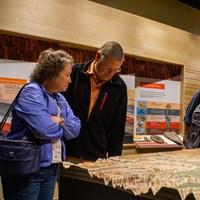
[59,117,65,126]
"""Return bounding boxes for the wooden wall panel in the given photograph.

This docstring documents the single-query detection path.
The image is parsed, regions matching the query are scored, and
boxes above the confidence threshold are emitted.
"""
[184,67,200,114]
[0,0,199,67]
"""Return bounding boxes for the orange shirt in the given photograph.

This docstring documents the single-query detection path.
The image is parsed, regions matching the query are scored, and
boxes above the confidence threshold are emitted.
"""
[87,61,107,117]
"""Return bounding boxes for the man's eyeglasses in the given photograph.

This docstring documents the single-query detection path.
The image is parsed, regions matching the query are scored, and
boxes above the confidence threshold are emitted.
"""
[105,66,121,73]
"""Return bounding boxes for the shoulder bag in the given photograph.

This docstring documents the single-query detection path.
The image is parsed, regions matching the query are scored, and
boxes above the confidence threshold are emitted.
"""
[0,83,40,177]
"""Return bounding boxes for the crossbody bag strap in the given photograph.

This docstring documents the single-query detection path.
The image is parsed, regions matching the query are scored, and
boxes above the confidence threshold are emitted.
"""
[0,83,30,131]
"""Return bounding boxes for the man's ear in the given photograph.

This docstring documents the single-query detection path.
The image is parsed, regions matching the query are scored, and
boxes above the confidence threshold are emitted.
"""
[95,51,101,61]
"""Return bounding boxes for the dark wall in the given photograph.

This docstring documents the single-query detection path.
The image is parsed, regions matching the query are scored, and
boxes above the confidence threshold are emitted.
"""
[0,34,181,80]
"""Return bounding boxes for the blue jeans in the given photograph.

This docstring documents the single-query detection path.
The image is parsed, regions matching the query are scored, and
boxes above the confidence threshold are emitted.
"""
[1,164,58,200]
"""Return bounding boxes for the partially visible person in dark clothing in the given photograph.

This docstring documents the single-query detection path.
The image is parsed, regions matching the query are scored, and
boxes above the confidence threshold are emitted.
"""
[184,103,200,148]
[62,41,127,161]
[184,89,200,143]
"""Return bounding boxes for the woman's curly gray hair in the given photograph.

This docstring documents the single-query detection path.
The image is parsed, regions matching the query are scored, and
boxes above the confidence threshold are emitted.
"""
[30,48,74,84]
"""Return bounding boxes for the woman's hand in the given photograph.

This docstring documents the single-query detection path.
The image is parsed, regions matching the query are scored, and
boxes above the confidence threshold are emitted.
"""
[51,116,60,125]
[51,116,65,126]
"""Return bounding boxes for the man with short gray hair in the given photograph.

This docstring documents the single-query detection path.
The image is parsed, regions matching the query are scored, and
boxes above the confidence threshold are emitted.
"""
[62,41,127,161]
